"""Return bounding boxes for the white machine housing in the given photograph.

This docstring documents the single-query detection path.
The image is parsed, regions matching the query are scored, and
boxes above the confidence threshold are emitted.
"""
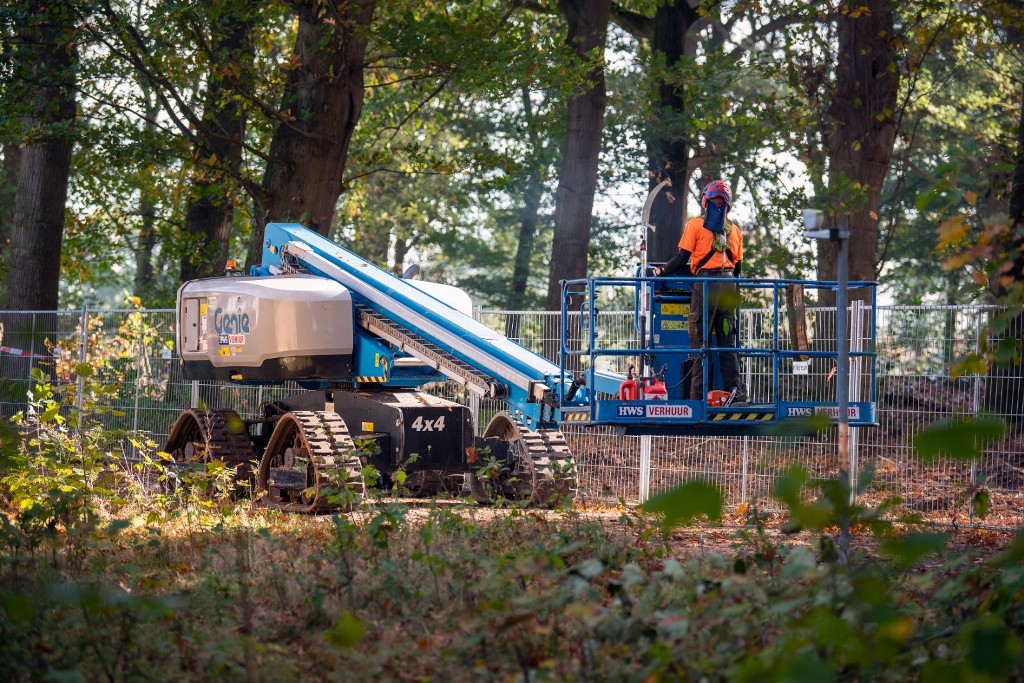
[176,274,354,382]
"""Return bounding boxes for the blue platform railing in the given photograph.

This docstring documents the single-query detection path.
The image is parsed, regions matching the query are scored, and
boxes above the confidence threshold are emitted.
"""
[559,275,878,436]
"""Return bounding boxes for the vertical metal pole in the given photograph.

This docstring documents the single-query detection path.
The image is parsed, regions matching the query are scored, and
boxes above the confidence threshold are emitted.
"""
[639,435,652,503]
[970,309,983,522]
[30,311,37,364]
[742,309,753,503]
[701,278,709,399]
[771,283,781,408]
[76,305,88,421]
[849,300,864,505]
[77,306,89,473]
[132,318,143,454]
[836,229,851,553]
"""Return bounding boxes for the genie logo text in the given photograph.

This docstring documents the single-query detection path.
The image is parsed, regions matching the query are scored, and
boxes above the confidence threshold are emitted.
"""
[214,300,251,345]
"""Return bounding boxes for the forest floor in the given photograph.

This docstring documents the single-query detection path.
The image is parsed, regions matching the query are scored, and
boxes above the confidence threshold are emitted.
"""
[2,494,1021,681]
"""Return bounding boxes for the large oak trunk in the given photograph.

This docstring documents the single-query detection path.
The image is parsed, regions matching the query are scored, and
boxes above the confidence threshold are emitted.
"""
[645,1,700,263]
[1,2,77,311]
[817,0,899,306]
[544,0,611,313]
[248,0,376,267]
[179,2,258,284]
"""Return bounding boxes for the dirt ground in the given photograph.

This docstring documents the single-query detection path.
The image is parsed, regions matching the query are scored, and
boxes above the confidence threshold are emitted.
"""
[338,498,1019,564]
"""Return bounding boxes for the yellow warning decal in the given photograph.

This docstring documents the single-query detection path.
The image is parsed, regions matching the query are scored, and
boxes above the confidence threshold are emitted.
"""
[662,304,690,316]
[218,347,231,356]
[662,320,688,331]
[561,411,590,421]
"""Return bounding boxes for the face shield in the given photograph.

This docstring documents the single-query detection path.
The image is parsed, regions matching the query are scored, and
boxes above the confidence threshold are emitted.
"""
[703,195,728,234]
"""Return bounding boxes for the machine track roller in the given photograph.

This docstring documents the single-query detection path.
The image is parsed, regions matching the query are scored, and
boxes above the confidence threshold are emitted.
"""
[469,412,577,507]
[163,408,254,489]
[257,410,364,513]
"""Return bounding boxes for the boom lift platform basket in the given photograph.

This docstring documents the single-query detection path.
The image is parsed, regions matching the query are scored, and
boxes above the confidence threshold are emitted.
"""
[556,273,878,437]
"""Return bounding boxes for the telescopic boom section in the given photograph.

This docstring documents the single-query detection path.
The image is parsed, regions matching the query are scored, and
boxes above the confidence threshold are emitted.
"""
[259,223,572,425]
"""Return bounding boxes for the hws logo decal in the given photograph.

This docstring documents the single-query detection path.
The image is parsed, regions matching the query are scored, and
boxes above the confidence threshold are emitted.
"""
[616,404,694,419]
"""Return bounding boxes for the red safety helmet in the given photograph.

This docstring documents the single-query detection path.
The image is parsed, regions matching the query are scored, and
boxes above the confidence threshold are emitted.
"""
[701,180,733,209]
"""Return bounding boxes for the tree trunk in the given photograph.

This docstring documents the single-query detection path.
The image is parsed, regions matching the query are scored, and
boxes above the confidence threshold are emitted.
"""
[247,0,376,268]
[134,194,158,298]
[179,2,257,284]
[984,0,1024,422]
[510,170,543,310]
[817,0,899,306]
[0,138,21,281]
[509,87,547,312]
[392,235,412,276]
[133,85,160,301]
[646,1,700,263]
[1,2,77,311]
[1006,1,1024,236]
[544,0,610,312]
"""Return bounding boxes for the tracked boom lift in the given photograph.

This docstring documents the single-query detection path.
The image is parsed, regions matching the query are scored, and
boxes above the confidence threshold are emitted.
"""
[166,223,591,510]
[167,218,878,511]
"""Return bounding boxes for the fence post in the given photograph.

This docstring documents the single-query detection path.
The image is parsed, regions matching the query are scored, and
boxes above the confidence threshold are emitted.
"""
[76,305,88,412]
[848,300,864,504]
[131,313,144,449]
[76,305,88,466]
[639,434,652,503]
[30,311,38,360]
[970,309,983,523]
[742,309,753,503]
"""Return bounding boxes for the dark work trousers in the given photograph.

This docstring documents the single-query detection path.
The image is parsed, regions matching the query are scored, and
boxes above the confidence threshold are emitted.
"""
[689,270,741,400]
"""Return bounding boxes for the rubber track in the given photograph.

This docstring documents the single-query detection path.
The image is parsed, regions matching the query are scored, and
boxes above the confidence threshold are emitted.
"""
[259,410,364,513]
[516,421,573,481]
[164,408,253,477]
[478,412,577,506]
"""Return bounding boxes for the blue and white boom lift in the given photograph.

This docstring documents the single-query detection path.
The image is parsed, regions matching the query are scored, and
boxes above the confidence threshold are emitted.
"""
[166,222,877,511]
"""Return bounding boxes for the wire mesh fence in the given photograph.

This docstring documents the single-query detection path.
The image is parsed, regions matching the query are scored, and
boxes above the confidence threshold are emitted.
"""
[1,304,1021,528]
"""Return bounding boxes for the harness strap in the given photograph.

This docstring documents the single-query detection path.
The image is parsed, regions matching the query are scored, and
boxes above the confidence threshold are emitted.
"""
[694,249,717,273]
[693,238,735,273]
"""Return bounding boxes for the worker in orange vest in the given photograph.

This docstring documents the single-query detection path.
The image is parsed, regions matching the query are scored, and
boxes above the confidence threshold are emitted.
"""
[652,179,746,403]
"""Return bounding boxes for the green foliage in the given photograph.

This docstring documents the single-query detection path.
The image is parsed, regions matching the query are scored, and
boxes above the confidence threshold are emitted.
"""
[640,479,723,529]
[913,415,1006,461]
[1,455,1023,681]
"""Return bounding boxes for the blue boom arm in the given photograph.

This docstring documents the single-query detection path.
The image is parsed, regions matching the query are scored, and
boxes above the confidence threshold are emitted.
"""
[255,223,594,429]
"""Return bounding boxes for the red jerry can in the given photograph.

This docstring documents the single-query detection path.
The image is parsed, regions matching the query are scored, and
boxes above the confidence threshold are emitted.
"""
[643,378,667,401]
[619,365,640,400]
[619,377,640,401]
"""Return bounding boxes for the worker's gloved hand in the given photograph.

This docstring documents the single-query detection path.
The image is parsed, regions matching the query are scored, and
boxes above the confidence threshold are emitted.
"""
[646,265,662,277]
